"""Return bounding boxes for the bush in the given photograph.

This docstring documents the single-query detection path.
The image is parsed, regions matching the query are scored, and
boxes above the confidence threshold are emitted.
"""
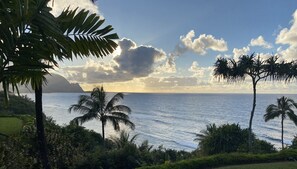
[137,149,297,169]
[195,123,276,155]
[290,136,297,149]
[0,93,35,115]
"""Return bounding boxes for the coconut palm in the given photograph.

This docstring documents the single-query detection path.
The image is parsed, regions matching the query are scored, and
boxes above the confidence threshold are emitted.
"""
[111,130,139,148]
[264,96,297,150]
[69,87,135,142]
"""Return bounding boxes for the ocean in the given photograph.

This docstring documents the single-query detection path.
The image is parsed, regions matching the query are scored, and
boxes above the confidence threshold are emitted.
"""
[25,93,297,152]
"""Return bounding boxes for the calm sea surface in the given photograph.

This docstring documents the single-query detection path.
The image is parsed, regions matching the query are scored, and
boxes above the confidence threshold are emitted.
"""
[25,93,297,151]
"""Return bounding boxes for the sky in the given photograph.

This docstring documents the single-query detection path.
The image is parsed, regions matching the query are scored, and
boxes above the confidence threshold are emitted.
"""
[52,0,297,93]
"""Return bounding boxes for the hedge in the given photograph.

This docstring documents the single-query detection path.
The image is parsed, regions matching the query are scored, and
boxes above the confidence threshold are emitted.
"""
[138,149,297,169]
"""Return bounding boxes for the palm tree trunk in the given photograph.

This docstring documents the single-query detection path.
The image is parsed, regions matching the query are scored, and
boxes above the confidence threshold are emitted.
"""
[248,78,257,152]
[102,121,105,144]
[281,115,284,150]
[35,85,51,169]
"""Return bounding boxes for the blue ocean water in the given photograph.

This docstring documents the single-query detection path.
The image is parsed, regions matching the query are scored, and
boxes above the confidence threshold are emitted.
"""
[25,93,297,151]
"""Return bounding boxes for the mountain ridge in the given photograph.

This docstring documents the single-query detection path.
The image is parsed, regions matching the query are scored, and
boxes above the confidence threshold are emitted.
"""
[17,74,84,93]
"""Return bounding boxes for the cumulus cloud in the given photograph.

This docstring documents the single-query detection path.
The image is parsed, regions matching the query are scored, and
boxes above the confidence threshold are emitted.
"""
[275,10,297,61]
[232,46,250,60]
[250,36,272,49]
[188,61,205,78]
[154,53,176,74]
[276,10,297,46]
[188,61,214,85]
[113,39,166,77]
[50,0,99,16]
[277,45,297,61]
[178,30,228,55]
[62,38,167,83]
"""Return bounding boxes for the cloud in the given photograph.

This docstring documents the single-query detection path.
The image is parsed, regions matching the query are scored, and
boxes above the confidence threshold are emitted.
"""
[178,30,228,55]
[113,39,166,77]
[232,46,250,60]
[276,10,297,46]
[188,61,205,78]
[188,61,214,85]
[50,0,99,16]
[62,38,167,83]
[250,36,272,49]
[275,10,297,61]
[154,53,176,74]
[277,45,297,61]
[142,77,198,89]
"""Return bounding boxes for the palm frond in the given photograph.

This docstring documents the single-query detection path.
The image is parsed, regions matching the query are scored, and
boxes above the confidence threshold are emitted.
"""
[71,111,97,125]
[110,130,138,148]
[106,115,135,130]
[57,8,119,58]
[68,104,92,114]
[110,112,129,119]
[264,104,282,122]
[106,93,124,111]
[110,105,131,114]
[287,111,297,126]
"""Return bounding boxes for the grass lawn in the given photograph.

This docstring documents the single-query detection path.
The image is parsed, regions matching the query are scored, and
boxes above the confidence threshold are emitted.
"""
[217,161,297,169]
[0,117,23,135]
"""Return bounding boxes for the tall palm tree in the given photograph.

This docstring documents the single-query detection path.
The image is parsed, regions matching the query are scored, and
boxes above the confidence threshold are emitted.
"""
[1,0,118,168]
[69,87,135,142]
[264,96,297,150]
[214,54,278,151]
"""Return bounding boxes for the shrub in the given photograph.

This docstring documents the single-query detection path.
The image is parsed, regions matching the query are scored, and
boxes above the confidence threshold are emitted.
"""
[290,136,297,149]
[137,149,297,169]
[195,123,276,155]
[0,92,35,115]
[195,123,249,155]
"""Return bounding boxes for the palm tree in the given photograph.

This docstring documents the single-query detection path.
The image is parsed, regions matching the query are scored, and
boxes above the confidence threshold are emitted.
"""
[194,123,217,142]
[69,87,135,142]
[1,0,118,168]
[110,130,139,148]
[264,96,297,150]
[214,54,277,151]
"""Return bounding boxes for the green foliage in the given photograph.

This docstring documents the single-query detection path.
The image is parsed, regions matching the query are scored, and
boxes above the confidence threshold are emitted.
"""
[137,149,297,169]
[110,131,138,149]
[196,123,276,155]
[0,93,35,115]
[74,132,192,169]
[290,136,297,149]
[218,161,297,169]
[251,139,276,154]
[264,96,297,149]
[0,117,23,136]
[196,124,250,155]
[69,86,134,140]
[0,137,38,169]
[213,54,295,151]
[0,118,105,168]
[61,124,104,152]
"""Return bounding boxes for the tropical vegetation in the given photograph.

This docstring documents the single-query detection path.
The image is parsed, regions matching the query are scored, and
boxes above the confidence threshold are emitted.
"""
[217,162,297,169]
[69,87,135,141]
[0,92,35,115]
[0,0,118,168]
[213,54,295,151]
[264,96,297,150]
[1,0,297,169]
[138,149,297,169]
[195,123,275,155]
